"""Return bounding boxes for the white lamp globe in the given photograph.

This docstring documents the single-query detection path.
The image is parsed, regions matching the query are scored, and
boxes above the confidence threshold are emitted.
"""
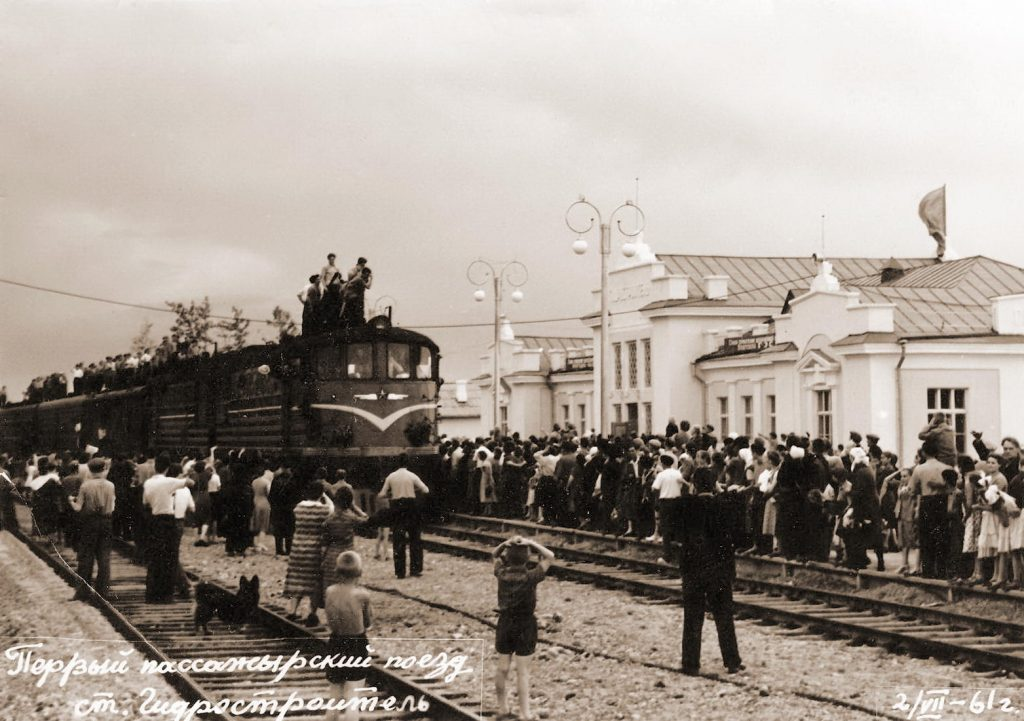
[473,288,486,302]
[572,238,588,255]
[257,364,271,375]
[621,242,637,258]
[511,289,524,303]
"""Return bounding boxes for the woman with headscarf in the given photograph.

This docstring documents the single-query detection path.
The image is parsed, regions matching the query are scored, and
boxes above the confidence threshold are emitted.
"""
[774,440,808,560]
[477,450,497,516]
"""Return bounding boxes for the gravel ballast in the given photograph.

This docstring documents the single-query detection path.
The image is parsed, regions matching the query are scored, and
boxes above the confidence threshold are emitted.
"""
[0,531,183,720]
[176,530,1024,721]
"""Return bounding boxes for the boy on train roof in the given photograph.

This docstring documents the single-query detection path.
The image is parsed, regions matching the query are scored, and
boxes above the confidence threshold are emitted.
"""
[492,535,554,721]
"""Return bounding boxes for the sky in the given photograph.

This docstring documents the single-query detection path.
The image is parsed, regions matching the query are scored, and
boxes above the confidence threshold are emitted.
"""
[2,0,1024,400]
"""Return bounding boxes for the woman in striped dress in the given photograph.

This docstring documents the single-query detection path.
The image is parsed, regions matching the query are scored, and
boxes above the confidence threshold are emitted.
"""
[284,483,334,626]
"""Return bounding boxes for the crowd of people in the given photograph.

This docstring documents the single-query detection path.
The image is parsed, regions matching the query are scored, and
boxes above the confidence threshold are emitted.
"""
[439,414,1024,588]
[5,409,1024,717]
[298,254,373,336]
[16,335,216,405]
[0,448,425,616]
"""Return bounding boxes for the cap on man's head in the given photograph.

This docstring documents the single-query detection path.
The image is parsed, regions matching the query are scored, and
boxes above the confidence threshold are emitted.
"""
[328,253,336,259]
[87,458,106,474]
[357,256,367,264]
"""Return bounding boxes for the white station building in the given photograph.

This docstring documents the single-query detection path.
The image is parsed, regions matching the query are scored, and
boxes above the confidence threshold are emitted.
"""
[461,242,1024,463]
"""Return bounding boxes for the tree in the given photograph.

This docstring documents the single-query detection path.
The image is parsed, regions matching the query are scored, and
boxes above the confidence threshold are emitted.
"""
[166,297,213,356]
[269,306,298,341]
[217,306,250,352]
[131,320,154,355]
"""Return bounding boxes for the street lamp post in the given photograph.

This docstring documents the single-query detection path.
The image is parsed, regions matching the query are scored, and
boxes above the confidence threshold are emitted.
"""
[565,197,645,435]
[467,259,528,434]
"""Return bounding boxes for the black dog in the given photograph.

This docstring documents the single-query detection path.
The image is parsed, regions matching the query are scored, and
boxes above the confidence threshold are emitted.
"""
[194,575,260,635]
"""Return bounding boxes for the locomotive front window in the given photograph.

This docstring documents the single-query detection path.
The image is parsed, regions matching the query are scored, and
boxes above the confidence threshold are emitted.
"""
[387,344,412,379]
[347,344,373,379]
[415,346,433,380]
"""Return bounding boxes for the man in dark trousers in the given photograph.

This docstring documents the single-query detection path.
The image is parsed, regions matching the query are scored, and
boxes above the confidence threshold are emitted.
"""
[673,470,744,675]
[142,454,192,603]
[378,454,430,578]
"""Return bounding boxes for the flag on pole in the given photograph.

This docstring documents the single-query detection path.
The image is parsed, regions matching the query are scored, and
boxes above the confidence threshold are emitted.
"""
[918,186,946,260]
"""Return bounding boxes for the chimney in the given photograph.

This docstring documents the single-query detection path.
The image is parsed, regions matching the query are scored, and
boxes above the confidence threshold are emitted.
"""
[880,258,905,284]
[703,275,729,300]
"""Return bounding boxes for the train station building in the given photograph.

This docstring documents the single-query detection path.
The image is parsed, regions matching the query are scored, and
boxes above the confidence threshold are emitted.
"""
[463,244,1024,463]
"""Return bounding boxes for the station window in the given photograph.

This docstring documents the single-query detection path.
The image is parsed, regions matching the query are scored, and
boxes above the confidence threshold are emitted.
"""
[927,388,967,453]
[627,341,638,389]
[347,344,373,379]
[718,397,729,437]
[613,343,623,390]
[415,346,433,380]
[767,394,777,435]
[643,339,651,387]
[578,403,587,430]
[816,389,833,442]
[742,396,753,437]
[644,402,652,435]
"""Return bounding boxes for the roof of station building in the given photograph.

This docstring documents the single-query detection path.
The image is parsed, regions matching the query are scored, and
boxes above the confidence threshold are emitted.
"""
[650,254,1024,337]
[515,335,590,352]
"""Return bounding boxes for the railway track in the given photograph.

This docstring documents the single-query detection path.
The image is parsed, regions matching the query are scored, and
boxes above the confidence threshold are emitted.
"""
[438,512,1023,606]
[424,514,1024,679]
[10,520,487,721]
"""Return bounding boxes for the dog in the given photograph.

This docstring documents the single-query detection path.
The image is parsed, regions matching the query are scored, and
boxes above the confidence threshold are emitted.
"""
[194,575,260,635]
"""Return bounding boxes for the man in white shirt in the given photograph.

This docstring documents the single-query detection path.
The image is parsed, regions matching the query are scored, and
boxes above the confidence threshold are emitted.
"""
[379,455,429,578]
[142,454,191,603]
[651,455,687,565]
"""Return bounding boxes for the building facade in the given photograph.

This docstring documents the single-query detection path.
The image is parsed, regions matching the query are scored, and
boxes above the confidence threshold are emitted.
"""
[477,247,1024,461]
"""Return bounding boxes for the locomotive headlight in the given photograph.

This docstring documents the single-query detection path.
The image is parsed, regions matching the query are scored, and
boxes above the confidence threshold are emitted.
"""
[511,289,524,303]
[473,289,486,302]
[257,364,271,375]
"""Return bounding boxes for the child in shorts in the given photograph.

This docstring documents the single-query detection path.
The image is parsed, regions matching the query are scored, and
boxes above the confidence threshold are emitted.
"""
[324,551,373,721]
[492,535,554,720]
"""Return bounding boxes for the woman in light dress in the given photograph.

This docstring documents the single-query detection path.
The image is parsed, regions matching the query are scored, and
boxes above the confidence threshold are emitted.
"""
[758,451,781,554]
